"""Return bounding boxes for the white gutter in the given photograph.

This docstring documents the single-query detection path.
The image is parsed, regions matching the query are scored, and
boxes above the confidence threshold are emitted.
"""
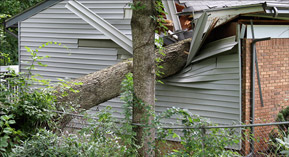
[162,0,182,31]
[65,0,133,54]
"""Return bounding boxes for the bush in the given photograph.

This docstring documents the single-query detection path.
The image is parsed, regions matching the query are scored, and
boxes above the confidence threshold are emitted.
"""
[0,43,64,154]
[0,70,58,155]
[1,51,242,157]
[10,107,137,157]
[5,73,241,156]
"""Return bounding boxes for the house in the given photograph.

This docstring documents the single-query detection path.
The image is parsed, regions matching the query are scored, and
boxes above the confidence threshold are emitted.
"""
[5,0,289,151]
[173,0,289,153]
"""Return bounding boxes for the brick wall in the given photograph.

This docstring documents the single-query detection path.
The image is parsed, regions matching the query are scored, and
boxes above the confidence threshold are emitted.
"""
[242,38,289,153]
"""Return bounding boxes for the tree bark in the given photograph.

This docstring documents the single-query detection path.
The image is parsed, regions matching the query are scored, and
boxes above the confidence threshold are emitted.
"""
[131,0,156,156]
[57,38,191,129]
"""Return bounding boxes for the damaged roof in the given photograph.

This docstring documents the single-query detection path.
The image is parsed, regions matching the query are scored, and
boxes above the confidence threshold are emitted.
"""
[179,0,289,13]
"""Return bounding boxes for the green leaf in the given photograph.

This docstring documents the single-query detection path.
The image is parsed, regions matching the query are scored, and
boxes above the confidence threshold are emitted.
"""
[172,133,180,139]
[8,120,15,124]
[24,46,31,52]
[172,149,179,152]
[37,62,47,67]
[0,136,9,147]
[188,116,193,123]
[57,78,65,82]
[3,128,13,134]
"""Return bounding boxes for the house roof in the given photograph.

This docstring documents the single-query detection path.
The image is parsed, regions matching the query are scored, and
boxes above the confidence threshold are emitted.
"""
[179,0,289,15]
[5,0,289,29]
[5,0,62,28]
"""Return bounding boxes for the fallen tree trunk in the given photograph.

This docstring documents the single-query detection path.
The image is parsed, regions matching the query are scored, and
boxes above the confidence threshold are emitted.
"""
[57,39,191,128]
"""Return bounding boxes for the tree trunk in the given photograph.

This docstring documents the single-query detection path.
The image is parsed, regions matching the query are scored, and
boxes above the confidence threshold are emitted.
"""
[57,38,191,129]
[131,0,156,156]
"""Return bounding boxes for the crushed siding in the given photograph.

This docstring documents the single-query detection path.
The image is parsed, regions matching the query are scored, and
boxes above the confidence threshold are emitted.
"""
[19,0,241,128]
[96,52,241,127]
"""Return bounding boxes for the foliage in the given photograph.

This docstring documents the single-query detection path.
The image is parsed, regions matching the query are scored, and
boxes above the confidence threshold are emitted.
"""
[0,0,44,16]
[0,114,23,157]
[120,73,151,155]
[129,1,146,11]
[0,64,57,155]
[268,129,289,156]
[10,107,134,157]
[154,0,168,83]
[154,107,241,157]
[0,52,11,66]
[121,73,241,156]
[0,28,18,65]
[276,106,289,131]
[268,107,289,155]
[5,72,242,156]
[0,0,44,65]
[0,43,72,154]
[275,133,289,155]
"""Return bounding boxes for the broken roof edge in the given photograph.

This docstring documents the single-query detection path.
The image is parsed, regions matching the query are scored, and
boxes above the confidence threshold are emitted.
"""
[265,2,289,9]
[178,3,265,16]
[5,0,63,28]
[179,1,289,16]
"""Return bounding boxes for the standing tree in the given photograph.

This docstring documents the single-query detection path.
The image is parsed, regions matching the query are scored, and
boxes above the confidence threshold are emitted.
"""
[131,0,156,156]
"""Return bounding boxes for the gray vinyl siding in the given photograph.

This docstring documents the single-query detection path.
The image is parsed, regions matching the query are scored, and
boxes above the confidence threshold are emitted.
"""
[71,37,241,129]
[19,0,241,128]
[95,51,241,127]
[19,0,131,83]
[163,53,240,125]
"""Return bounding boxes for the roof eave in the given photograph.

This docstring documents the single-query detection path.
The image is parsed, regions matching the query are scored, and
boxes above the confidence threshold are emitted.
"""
[5,0,63,28]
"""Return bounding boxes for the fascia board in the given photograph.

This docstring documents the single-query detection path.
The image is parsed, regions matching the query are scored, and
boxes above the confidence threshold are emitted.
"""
[243,14,289,20]
[66,0,133,54]
[265,2,289,9]
[193,6,265,19]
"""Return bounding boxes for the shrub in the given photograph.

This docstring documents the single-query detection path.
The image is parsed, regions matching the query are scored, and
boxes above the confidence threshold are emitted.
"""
[0,43,68,154]
[10,107,137,157]
[0,70,58,155]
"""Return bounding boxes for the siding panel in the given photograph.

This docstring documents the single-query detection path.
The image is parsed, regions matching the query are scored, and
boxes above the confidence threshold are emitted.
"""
[99,48,241,126]
[20,0,241,127]
[100,35,240,125]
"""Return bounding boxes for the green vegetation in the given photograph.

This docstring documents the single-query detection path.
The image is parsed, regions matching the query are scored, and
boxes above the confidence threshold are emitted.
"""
[0,63,241,156]
[0,0,44,65]
[0,1,243,156]
[267,107,289,155]
[0,43,73,156]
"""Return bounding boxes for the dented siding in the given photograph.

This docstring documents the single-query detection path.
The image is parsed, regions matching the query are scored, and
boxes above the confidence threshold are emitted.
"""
[19,0,241,128]
[96,39,241,126]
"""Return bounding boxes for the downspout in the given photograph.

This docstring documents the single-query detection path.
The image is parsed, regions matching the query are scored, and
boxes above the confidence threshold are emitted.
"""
[249,20,271,154]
